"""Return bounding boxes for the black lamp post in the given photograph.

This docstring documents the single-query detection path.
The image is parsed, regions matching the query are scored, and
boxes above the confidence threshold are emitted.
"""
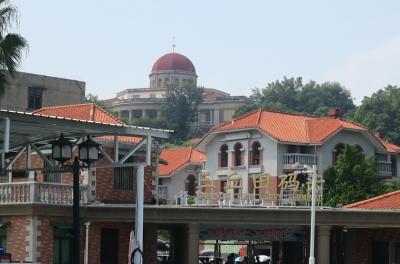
[51,134,100,264]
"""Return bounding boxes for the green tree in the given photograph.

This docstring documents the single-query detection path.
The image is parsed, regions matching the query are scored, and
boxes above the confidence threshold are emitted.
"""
[85,93,107,109]
[323,145,384,207]
[0,0,28,96]
[352,85,400,145]
[235,77,355,117]
[161,84,203,143]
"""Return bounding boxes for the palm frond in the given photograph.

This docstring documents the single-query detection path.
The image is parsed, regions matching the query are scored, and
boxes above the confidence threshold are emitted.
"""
[0,0,17,34]
[0,33,28,73]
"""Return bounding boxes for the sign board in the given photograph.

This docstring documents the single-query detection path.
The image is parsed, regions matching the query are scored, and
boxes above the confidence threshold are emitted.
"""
[199,224,304,241]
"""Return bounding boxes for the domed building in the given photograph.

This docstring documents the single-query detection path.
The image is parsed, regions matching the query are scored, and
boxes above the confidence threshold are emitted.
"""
[105,52,249,132]
[149,52,197,89]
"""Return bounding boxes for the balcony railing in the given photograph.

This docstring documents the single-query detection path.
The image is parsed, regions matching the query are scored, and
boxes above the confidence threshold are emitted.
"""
[377,161,393,177]
[0,182,88,204]
[283,153,317,170]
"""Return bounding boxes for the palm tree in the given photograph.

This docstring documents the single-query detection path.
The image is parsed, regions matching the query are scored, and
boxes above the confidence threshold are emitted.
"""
[0,0,27,95]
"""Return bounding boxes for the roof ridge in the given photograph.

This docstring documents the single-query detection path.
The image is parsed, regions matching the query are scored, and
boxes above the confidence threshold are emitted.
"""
[91,103,124,124]
[345,190,400,208]
[256,109,262,125]
[32,103,94,113]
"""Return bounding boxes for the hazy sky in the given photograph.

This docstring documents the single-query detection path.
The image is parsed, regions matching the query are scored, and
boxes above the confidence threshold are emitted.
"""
[13,0,400,104]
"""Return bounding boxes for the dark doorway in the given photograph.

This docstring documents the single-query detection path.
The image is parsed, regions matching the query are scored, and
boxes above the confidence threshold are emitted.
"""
[101,228,119,264]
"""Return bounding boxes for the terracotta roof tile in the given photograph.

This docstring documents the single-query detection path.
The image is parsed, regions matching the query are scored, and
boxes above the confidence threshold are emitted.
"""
[211,109,398,152]
[345,190,400,209]
[33,103,123,125]
[159,147,205,176]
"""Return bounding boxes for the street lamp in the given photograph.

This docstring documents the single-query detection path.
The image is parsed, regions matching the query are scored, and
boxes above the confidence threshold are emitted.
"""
[51,134,100,264]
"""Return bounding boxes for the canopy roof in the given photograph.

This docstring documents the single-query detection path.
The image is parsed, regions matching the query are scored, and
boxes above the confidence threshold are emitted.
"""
[0,109,171,152]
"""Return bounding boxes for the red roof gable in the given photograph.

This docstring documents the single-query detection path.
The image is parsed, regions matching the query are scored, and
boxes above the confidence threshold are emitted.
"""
[159,147,205,176]
[33,103,123,125]
[211,109,398,151]
[345,190,400,209]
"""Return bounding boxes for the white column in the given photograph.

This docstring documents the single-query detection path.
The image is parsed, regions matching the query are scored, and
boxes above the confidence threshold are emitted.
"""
[84,221,90,264]
[316,225,331,264]
[187,223,199,263]
[134,165,145,264]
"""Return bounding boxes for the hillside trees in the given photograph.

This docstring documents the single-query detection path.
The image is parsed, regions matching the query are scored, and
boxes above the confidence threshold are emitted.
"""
[235,77,355,117]
[352,85,400,145]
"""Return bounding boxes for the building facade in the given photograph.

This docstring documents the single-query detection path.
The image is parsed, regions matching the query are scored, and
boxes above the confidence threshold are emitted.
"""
[0,72,85,112]
[104,52,249,131]
[195,108,400,197]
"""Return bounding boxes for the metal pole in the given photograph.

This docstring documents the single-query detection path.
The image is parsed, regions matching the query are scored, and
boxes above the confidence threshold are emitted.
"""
[134,165,144,264]
[73,156,81,264]
[309,165,317,264]
[84,221,90,264]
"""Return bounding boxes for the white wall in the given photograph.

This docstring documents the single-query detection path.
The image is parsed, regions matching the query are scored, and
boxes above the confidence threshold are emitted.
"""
[319,130,377,172]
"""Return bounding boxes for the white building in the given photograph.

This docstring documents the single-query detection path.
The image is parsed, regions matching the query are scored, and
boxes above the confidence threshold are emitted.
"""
[195,108,400,196]
[104,52,249,131]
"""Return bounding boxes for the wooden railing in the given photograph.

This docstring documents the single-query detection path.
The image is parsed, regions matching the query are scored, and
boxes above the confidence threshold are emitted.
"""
[0,182,88,204]
[283,153,317,169]
[377,161,393,177]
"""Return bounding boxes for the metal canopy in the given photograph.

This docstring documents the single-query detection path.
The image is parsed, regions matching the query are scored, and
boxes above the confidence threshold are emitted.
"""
[0,109,172,152]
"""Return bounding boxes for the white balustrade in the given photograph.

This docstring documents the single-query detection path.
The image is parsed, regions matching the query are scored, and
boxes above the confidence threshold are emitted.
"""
[0,182,88,204]
[283,153,317,169]
[377,161,393,177]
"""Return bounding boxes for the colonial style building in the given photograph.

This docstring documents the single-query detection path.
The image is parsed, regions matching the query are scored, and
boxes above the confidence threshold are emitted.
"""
[195,108,400,197]
[158,147,205,203]
[104,52,249,131]
[0,72,85,112]
[0,103,167,263]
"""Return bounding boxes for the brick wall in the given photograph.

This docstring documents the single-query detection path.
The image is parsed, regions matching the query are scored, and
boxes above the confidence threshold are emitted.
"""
[5,216,29,262]
[88,221,134,264]
[12,147,157,204]
[355,228,400,264]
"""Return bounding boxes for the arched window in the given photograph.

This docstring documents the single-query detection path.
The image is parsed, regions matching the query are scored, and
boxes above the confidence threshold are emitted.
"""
[234,143,243,166]
[333,143,346,164]
[157,79,162,88]
[219,145,228,168]
[251,142,261,165]
[186,174,197,196]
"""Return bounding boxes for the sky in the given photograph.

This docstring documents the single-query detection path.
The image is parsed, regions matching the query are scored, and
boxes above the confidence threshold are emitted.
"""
[12,0,400,104]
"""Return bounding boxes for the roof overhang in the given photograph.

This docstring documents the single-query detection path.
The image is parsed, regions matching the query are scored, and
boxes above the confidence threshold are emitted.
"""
[0,109,172,152]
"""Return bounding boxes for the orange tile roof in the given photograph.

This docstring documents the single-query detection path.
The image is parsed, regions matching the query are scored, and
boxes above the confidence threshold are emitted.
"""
[159,147,205,176]
[345,190,400,209]
[376,136,400,153]
[33,103,123,125]
[212,109,398,152]
[34,103,144,143]
[96,135,143,144]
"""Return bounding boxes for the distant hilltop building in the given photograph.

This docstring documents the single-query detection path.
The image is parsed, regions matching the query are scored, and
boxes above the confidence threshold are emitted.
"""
[104,52,249,131]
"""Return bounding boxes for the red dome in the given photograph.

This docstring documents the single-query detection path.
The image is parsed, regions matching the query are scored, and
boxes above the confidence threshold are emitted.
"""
[151,53,196,73]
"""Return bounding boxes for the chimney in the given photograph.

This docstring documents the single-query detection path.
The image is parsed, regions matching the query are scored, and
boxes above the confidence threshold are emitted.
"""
[327,108,340,119]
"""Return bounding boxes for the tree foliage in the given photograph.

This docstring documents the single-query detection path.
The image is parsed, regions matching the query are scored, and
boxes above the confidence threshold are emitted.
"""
[85,93,108,109]
[235,77,355,117]
[323,145,386,207]
[352,85,400,145]
[0,0,28,96]
[161,84,203,143]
